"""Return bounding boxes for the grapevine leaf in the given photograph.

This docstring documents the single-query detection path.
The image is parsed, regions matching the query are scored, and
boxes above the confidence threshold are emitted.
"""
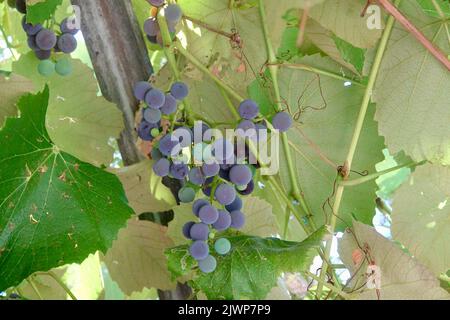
[166,226,328,300]
[332,35,366,74]
[308,0,383,48]
[276,54,384,230]
[375,149,411,200]
[0,74,34,126]
[416,0,450,18]
[104,219,176,294]
[16,268,67,300]
[373,0,450,165]
[0,88,134,291]
[26,0,63,25]
[391,164,450,276]
[110,159,176,214]
[13,53,124,167]
[339,222,450,300]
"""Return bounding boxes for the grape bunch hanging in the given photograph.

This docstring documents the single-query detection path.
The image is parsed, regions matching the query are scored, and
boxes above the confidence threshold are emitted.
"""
[133,76,293,273]
[11,0,79,77]
[143,1,182,47]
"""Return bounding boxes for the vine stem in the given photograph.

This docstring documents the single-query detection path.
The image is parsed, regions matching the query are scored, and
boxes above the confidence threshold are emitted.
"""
[158,10,194,124]
[305,271,351,300]
[340,160,425,187]
[315,1,400,298]
[257,0,311,218]
[35,271,78,300]
[376,0,450,71]
[27,278,44,300]
[0,25,17,60]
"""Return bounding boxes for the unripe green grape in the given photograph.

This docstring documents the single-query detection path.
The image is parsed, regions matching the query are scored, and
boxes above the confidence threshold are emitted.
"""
[215,238,231,255]
[55,58,73,76]
[38,59,55,77]
[151,127,160,137]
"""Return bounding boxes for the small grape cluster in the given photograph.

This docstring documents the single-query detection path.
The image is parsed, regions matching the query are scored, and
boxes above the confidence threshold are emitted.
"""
[134,81,187,142]
[143,1,182,46]
[12,0,78,77]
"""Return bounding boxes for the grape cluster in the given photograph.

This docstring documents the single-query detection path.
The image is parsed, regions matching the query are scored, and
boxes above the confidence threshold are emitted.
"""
[11,0,78,77]
[143,2,182,46]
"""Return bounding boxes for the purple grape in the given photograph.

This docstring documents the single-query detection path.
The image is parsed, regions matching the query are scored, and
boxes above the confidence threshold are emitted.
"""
[147,35,158,44]
[189,241,209,261]
[198,255,217,273]
[237,180,255,196]
[170,163,188,180]
[202,185,212,197]
[215,183,236,205]
[153,158,170,177]
[158,134,180,157]
[160,94,177,115]
[35,29,57,50]
[237,120,256,133]
[192,199,209,217]
[272,112,293,132]
[27,36,39,50]
[255,122,268,142]
[212,210,232,231]
[201,161,220,177]
[61,18,79,35]
[137,120,156,141]
[199,205,219,225]
[230,210,245,229]
[143,108,162,124]
[225,196,242,212]
[219,168,230,181]
[145,88,165,109]
[213,138,234,162]
[190,223,209,241]
[133,81,152,101]
[170,82,189,100]
[165,4,182,23]
[189,167,206,186]
[182,221,195,239]
[34,50,51,60]
[229,165,252,186]
[15,0,27,14]
[239,99,259,120]
[148,0,165,7]
[56,33,77,53]
[22,17,42,36]
[144,18,159,37]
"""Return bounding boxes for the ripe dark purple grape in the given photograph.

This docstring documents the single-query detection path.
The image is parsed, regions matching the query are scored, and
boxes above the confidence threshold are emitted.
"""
[148,0,165,7]
[134,81,152,101]
[202,161,220,177]
[212,210,232,231]
[189,241,209,261]
[237,179,255,195]
[22,17,42,36]
[161,94,177,115]
[238,99,259,120]
[170,81,189,100]
[137,120,156,141]
[144,18,159,37]
[153,158,170,177]
[225,196,242,212]
[15,0,27,14]
[237,120,256,133]
[158,134,180,157]
[229,165,252,186]
[230,210,245,229]
[189,167,206,186]
[215,183,236,205]
[198,205,219,225]
[272,112,293,132]
[57,33,77,53]
[173,126,193,148]
[61,18,79,35]
[35,49,51,60]
[182,221,195,239]
[27,36,39,50]
[170,163,188,180]
[145,88,165,109]
[35,29,57,50]
[143,108,162,124]
[165,4,182,23]
[192,199,209,217]
[189,223,209,241]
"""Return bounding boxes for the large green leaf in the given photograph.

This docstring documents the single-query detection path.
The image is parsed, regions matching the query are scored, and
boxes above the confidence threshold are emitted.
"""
[13,53,124,167]
[391,164,450,276]
[339,222,449,300]
[373,0,450,165]
[166,226,328,299]
[416,0,450,18]
[0,74,34,126]
[275,54,384,229]
[308,0,383,49]
[26,0,63,25]
[0,88,133,291]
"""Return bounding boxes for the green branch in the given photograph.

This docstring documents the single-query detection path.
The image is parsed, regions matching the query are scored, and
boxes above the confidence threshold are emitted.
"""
[316,0,401,298]
[258,0,312,219]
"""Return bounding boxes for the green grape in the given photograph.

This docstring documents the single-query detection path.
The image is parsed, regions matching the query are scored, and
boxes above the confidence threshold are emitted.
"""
[38,60,55,77]
[55,58,73,76]
[214,238,231,255]
[151,127,160,137]
[178,187,196,203]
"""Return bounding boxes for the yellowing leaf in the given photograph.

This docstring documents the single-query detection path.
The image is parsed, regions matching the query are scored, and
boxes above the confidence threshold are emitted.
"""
[0,74,34,126]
